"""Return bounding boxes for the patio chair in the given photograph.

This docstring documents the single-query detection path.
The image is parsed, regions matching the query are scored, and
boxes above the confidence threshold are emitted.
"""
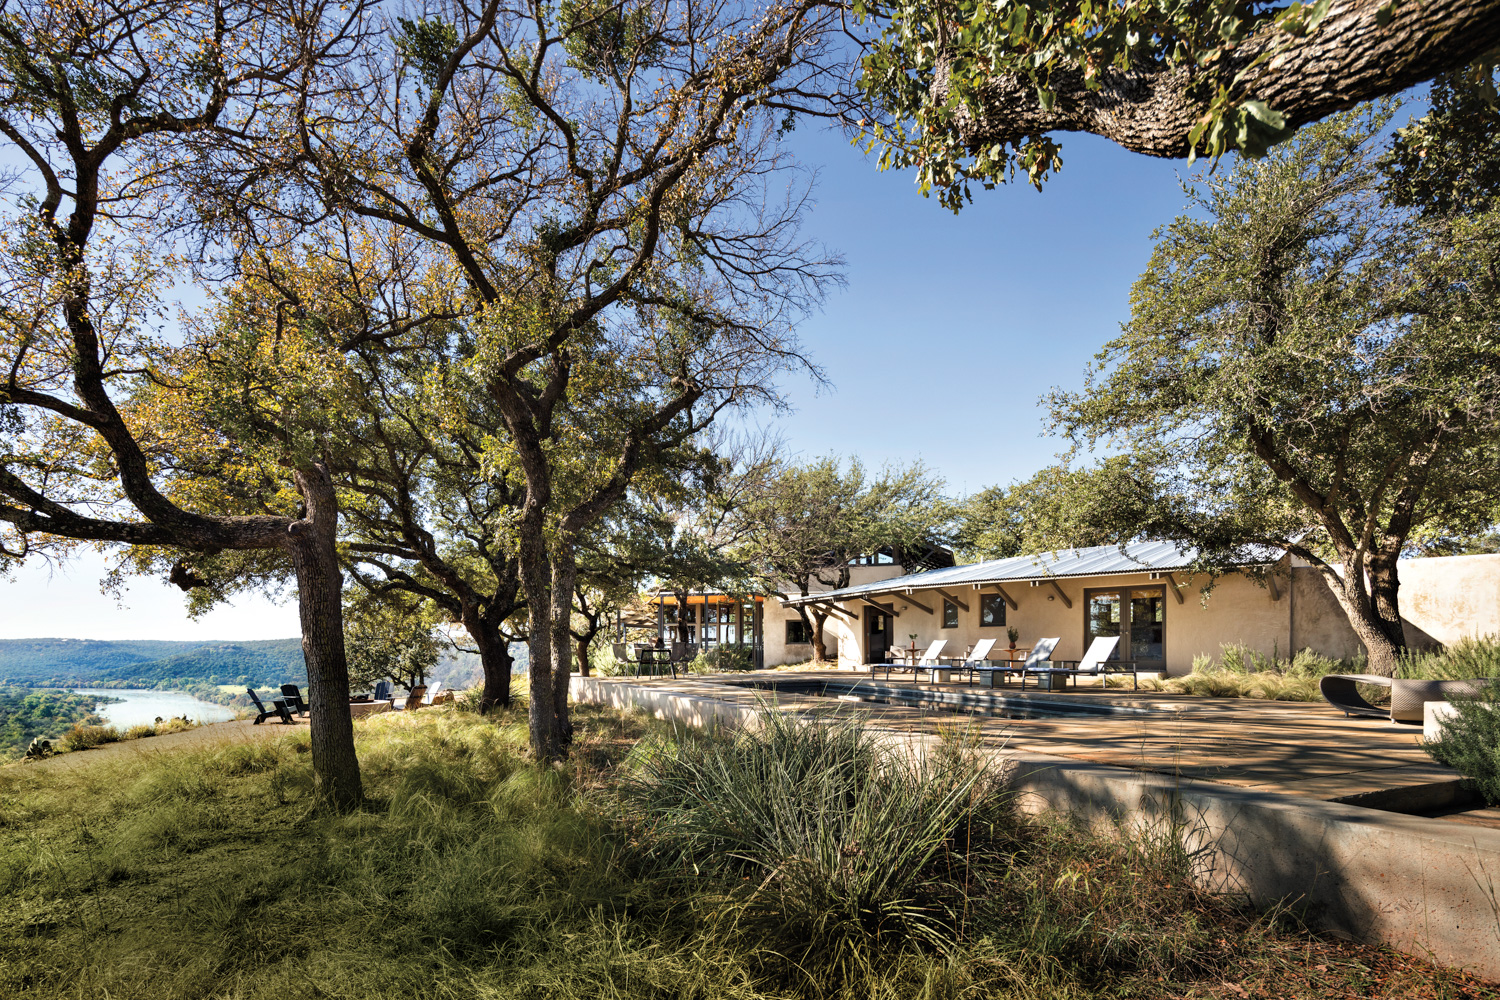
[425,681,444,705]
[372,679,394,704]
[280,683,310,716]
[951,638,997,684]
[911,640,950,682]
[1319,674,1490,724]
[1016,638,1065,690]
[400,685,428,711]
[247,688,296,725]
[1052,636,1142,690]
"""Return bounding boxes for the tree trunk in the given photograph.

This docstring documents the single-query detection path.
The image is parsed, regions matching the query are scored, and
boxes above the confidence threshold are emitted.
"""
[550,549,578,748]
[577,635,593,677]
[287,464,362,810]
[945,0,1500,159]
[464,605,513,713]
[811,610,829,663]
[517,511,559,759]
[1321,562,1407,676]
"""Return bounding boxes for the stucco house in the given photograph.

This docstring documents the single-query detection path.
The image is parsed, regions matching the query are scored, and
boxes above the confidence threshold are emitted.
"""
[775,541,1500,675]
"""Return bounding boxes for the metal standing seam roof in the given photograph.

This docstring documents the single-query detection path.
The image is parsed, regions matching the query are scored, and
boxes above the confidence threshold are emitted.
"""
[782,540,1277,606]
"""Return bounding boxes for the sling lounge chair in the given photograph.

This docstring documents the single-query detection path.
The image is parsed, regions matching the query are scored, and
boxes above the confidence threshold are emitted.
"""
[950,638,998,685]
[1319,674,1490,724]
[909,640,950,681]
[1016,638,1065,690]
[1052,636,1142,690]
[247,688,295,725]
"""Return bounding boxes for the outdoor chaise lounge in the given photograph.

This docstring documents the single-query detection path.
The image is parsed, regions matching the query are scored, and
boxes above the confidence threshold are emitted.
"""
[879,640,947,680]
[974,637,1060,688]
[1319,674,1489,724]
[247,688,296,725]
[1049,636,1144,690]
[950,638,997,684]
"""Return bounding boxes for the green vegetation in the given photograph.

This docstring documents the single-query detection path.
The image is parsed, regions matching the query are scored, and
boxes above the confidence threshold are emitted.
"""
[0,706,1486,999]
[1425,684,1500,806]
[0,638,307,689]
[0,689,111,761]
[1134,645,1356,701]
[1400,635,1500,681]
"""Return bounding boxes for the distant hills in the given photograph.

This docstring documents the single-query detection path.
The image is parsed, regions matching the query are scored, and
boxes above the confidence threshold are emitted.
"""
[0,637,524,690]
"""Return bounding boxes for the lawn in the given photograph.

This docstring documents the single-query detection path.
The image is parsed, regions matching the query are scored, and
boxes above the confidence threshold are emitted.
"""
[0,703,1491,999]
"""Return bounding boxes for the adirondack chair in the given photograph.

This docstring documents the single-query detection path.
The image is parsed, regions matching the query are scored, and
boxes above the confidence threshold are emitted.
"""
[400,685,428,711]
[280,684,310,716]
[246,688,295,725]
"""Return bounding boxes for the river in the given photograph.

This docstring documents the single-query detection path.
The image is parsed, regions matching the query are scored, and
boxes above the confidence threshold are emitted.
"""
[72,688,237,729]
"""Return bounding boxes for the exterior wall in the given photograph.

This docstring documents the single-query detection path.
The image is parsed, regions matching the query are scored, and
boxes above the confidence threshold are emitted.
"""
[764,567,909,666]
[1290,554,1500,659]
[833,569,1291,676]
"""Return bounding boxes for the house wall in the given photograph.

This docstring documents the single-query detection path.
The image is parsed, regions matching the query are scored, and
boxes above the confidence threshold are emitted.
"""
[1289,554,1500,659]
[832,569,1291,676]
[763,564,909,667]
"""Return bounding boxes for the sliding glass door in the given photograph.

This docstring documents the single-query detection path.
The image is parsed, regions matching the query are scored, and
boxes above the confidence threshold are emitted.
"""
[1083,587,1166,671]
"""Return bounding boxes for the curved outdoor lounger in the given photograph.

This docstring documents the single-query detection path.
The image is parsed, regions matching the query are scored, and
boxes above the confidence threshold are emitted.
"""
[1319,674,1489,724]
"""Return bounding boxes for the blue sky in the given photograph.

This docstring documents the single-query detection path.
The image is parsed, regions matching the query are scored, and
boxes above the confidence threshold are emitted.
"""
[1,126,1206,640]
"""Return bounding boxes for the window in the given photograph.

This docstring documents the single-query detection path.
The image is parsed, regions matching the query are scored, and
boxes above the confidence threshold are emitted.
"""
[786,619,812,644]
[979,593,1007,627]
[942,599,959,628]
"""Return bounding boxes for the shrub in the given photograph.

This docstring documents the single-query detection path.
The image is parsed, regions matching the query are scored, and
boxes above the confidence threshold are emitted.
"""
[622,710,1008,964]
[1423,681,1500,804]
[687,645,755,673]
[1399,634,1500,680]
[156,717,199,735]
[122,724,156,740]
[60,723,120,751]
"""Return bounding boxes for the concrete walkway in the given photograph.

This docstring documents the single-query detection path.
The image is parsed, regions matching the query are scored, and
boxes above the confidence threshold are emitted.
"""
[588,669,1468,805]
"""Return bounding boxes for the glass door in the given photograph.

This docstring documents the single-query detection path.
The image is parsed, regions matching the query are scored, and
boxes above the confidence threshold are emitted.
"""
[866,609,890,663]
[1083,587,1165,671]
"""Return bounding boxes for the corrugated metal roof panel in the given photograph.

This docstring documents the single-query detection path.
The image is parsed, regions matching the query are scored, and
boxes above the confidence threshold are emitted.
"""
[784,541,1275,605]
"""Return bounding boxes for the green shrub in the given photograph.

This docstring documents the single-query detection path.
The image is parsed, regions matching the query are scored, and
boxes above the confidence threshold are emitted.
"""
[1423,681,1500,804]
[688,645,756,673]
[622,710,1007,963]
[59,723,120,751]
[1399,634,1500,680]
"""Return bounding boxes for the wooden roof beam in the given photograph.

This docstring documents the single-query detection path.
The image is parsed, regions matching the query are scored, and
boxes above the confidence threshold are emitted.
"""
[897,592,934,615]
[935,589,969,613]
[1029,579,1073,609]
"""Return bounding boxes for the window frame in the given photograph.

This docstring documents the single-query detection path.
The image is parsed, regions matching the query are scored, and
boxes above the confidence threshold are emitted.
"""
[785,618,813,645]
[942,598,959,629]
[978,592,1007,628]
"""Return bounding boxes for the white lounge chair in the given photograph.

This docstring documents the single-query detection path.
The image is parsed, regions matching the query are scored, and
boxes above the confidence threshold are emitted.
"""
[1016,637,1064,690]
[912,639,951,682]
[950,638,997,684]
[1051,636,1143,690]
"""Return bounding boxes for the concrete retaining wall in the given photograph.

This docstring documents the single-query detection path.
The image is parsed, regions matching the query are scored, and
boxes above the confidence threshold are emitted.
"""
[574,675,1500,980]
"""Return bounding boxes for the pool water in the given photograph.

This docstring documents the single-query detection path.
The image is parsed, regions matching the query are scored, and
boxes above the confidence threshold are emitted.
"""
[722,678,1131,721]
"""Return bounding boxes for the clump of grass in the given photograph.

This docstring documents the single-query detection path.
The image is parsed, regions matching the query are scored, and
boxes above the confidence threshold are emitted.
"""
[121,724,155,740]
[622,710,1007,966]
[1140,645,1359,701]
[58,723,120,751]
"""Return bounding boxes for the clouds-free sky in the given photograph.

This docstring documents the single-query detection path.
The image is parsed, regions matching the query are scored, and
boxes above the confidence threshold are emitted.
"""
[0,126,1200,641]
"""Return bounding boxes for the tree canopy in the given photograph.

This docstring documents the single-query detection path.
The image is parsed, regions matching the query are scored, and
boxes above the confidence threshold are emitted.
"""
[1045,103,1500,674]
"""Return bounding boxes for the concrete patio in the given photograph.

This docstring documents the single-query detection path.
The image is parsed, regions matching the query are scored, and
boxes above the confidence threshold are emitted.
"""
[580,668,1496,826]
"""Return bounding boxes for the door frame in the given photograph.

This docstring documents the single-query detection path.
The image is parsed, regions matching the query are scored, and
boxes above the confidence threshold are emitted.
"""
[1082,585,1167,670]
[864,606,891,664]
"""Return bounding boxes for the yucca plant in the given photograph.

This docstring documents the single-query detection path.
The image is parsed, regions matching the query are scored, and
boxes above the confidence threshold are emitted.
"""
[621,710,1009,965]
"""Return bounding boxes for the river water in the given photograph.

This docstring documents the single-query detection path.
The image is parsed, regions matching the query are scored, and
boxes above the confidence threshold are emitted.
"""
[72,688,237,729]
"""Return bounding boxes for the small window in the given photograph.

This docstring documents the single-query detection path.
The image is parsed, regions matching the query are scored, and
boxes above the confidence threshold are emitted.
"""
[786,619,812,644]
[979,593,1007,627]
[942,599,959,628]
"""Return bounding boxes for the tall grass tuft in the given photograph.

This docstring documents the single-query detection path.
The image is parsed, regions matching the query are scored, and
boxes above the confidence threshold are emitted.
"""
[622,710,1008,967]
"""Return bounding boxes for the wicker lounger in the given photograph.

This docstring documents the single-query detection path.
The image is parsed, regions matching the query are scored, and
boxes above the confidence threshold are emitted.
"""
[1319,673,1490,724]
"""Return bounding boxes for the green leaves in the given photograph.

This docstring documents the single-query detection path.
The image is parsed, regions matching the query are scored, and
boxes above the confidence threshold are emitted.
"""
[395,17,458,89]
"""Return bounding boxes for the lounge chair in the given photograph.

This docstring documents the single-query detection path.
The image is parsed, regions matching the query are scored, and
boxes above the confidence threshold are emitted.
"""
[372,679,394,704]
[974,637,1060,689]
[1320,674,1490,724]
[247,688,296,725]
[280,684,310,716]
[1052,636,1142,690]
[907,640,950,681]
[1016,638,1065,690]
[399,685,428,711]
[950,638,997,684]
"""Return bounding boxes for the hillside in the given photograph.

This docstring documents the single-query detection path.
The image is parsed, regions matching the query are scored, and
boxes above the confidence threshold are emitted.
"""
[0,637,525,690]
